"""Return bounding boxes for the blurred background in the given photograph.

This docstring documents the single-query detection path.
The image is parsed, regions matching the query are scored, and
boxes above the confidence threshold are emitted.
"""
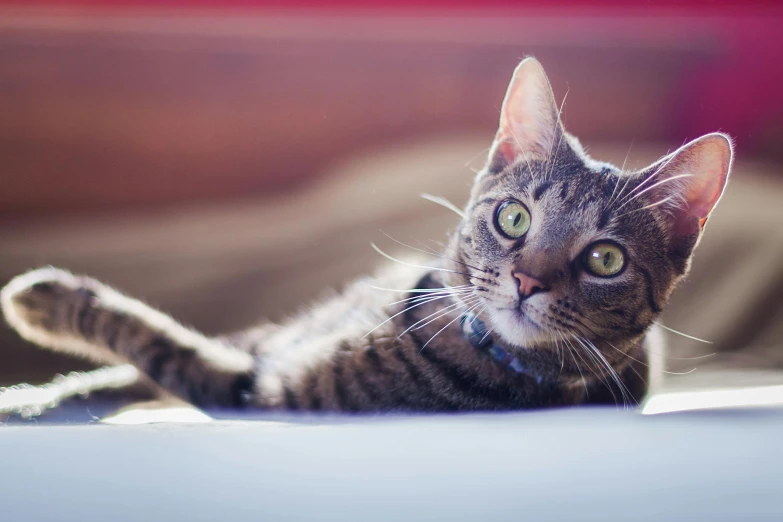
[0,0,781,394]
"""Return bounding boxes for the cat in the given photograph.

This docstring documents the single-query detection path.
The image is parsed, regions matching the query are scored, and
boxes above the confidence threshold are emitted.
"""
[0,57,732,413]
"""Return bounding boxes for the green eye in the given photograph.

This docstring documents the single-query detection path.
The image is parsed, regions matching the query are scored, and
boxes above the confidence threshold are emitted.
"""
[583,242,626,277]
[495,201,531,239]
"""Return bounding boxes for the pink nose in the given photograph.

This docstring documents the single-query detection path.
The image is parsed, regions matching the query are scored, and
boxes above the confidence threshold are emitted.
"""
[512,271,548,299]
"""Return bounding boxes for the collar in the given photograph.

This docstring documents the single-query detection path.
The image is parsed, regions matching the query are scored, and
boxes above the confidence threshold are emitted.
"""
[460,310,545,384]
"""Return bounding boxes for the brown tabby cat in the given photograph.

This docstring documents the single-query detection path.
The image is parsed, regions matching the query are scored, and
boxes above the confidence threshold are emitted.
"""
[1,58,732,412]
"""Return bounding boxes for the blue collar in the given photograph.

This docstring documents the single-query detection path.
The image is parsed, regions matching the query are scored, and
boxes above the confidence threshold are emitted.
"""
[460,311,545,384]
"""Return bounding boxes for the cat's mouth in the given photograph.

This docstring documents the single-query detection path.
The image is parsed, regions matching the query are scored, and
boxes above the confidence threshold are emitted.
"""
[489,303,549,348]
[508,305,542,327]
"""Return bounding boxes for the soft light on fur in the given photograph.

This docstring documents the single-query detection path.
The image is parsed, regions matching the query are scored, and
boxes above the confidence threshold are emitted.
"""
[0,57,732,413]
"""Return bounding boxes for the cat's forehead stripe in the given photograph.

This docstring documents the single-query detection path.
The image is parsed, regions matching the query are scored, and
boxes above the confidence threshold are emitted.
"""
[596,208,613,231]
[532,181,553,201]
[558,182,570,200]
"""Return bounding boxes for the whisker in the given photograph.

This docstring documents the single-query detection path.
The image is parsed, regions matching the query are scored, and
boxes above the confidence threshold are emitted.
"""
[606,179,621,211]
[365,283,473,294]
[413,237,484,277]
[616,172,691,211]
[615,147,677,206]
[478,317,498,345]
[411,296,481,333]
[410,236,443,256]
[621,355,649,386]
[553,334,564,376]
[614,196,676,219]
[426,239,494,278]
[618,172,693,211]
[573,335,621,407]
[427,238,448,250]
[379,231,489,274]
[609,171,637,212]
[420,193,466,219]
[366,283,476,298]
[463,145,492,170]
[605,140,636,210]
[566,315,712,371]
[385,288,473,307]
[610,143,677,211]
[468,305,485,329]
[545,88,569,180]
[370,243,488,282]
[637,347,714,362]
[620,138,635,172]
[564,333,596,379]
[521,152,537,183]
[661,368,698,376]
[558,331,589,400]
[422,299,484,350]
[582,336,636,408]
[397,295,480,340]
[363,293,461,339]
[654,322,713,344]
[603,341,699,376]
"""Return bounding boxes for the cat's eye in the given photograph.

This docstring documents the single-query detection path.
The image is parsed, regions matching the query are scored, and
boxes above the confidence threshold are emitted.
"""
[495,201,531,239]
[583,242,626,277]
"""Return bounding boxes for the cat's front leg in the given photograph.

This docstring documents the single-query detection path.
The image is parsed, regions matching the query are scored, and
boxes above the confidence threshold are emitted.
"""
[2,267,256,407]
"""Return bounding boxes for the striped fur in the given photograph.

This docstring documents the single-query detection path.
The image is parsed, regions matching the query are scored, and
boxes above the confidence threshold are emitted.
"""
[0,58,732,412]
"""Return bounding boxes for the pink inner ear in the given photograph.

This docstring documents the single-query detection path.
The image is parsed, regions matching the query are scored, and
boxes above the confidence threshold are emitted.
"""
[682,141,731,221]
[488,136,517,169]
[489,58,560,166]
[685,169,725,219]
[657,134,732,240]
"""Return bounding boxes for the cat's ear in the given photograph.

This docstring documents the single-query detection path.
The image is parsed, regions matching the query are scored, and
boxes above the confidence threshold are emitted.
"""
[641,132,733,267]
[487,57,564,171]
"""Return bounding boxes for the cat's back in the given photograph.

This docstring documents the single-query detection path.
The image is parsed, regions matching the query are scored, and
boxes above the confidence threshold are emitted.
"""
[234,259,432,355]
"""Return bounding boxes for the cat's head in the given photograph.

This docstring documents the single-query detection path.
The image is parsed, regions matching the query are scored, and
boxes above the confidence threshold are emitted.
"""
[445,58,732,372]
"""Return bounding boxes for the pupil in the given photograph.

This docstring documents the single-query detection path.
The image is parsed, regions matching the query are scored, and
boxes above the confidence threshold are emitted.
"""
[603,251,611,267]
[513,213,521,226]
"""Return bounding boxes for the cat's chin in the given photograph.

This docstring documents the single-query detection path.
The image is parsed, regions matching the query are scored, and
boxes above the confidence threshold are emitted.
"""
[488,307,550,349]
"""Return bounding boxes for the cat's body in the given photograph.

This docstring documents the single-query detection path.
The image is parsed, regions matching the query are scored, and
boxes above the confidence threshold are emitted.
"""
[0,58,731,413]
[1,262,649,412]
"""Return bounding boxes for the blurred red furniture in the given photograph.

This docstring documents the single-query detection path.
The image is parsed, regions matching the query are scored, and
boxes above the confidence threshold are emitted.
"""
[0,0,780,219]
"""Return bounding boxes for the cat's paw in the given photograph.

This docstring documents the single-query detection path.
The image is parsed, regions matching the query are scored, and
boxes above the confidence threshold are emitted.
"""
[1,267,95,339]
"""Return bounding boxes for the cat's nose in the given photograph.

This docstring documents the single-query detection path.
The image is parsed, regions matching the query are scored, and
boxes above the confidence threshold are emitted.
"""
[512,271,548,299]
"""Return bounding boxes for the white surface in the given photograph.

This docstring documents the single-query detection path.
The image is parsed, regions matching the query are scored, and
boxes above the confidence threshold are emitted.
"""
[1,408,781,522]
